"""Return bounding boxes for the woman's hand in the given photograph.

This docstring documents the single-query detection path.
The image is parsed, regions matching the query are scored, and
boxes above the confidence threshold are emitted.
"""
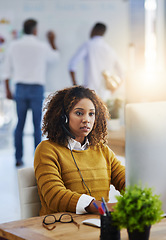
[107,202,116,212]
[85,200,116,214]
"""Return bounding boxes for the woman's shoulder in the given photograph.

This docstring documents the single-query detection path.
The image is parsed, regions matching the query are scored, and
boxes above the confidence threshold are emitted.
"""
[37,139,53,147]
[35,140,68,162]
[36,140,65,151]
[91,142,108,151]
[94,142,109,149]
[94,142,115,156]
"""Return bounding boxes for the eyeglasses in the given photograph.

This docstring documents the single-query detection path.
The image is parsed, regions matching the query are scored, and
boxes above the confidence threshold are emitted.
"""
[42,214,80,230]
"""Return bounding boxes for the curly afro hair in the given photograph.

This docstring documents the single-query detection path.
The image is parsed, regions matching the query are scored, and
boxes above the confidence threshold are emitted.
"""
[42,86,109,146]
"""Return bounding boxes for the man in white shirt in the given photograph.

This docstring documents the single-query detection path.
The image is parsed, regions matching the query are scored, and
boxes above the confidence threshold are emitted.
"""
[68,22,124,101]
[3,19,59,166]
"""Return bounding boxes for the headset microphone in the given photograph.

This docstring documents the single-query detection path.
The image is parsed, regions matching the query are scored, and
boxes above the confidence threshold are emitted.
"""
[62,123,76,139]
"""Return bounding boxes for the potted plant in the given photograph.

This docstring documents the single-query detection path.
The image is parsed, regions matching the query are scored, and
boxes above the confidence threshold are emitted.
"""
[106,98,123,131]
[111,184,164,240]
[106,98,123,119]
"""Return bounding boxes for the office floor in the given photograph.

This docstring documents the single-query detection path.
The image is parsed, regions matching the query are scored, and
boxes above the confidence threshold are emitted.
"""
[0,106,125,224]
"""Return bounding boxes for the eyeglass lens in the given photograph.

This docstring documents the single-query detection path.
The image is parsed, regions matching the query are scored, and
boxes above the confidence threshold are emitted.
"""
[59,214,73,223]
[43,215,56,225]
[43,214,80,230]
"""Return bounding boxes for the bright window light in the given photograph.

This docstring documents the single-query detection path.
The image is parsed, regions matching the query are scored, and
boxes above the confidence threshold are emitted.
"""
[144,0,157,11]
[144,0,157,73]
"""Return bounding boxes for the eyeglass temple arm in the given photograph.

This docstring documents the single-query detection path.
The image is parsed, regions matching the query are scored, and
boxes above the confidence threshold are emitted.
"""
[72,219,80,229]
[42,222,56,231]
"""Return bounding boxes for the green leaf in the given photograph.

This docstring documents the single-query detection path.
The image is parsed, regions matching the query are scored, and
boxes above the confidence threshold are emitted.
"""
[112,184,164,232]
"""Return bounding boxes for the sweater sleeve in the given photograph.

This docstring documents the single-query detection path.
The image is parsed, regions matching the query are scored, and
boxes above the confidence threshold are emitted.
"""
[34,141,81,213]
[107,147,125,192]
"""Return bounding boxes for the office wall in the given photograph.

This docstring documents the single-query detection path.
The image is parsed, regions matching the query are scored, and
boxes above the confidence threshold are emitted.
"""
[0,0,129,93]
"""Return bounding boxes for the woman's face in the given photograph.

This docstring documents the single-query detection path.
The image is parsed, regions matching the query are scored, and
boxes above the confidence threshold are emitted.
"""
[68,98,95,144]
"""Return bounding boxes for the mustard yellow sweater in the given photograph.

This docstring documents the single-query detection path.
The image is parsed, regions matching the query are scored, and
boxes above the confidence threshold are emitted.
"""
[34,140,125,216]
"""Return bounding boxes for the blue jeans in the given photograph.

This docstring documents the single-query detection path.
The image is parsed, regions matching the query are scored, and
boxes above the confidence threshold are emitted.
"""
[14,83,44,163]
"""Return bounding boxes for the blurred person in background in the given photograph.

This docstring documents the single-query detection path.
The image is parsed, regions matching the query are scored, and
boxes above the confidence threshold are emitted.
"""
[68,22,125,101]
[3,18,59,166]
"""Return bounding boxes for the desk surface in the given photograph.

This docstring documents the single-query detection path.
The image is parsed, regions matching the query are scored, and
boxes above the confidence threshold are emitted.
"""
[0,213,165,240]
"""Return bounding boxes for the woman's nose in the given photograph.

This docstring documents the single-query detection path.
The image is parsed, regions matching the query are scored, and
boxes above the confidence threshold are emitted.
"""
[82,114,90,122]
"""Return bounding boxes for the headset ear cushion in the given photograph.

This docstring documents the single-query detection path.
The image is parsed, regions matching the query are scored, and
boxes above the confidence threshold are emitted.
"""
[64,115,68,123]
[61,114,68,124]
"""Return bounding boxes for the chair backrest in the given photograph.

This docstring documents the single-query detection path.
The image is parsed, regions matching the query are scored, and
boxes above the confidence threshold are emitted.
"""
[17,167,41,219]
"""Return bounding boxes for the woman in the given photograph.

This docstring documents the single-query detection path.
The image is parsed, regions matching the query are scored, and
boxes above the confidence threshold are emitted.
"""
[34,86,125,216]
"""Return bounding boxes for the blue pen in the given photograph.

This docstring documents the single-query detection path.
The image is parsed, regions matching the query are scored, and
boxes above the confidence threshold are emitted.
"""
[93,201,99,210]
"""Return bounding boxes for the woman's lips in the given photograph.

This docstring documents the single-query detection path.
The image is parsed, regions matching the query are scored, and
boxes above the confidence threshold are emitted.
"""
[80,126,90,131]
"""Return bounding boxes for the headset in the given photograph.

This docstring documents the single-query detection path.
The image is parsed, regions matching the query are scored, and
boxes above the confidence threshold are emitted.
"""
[61,110,75,139]
[61,106,91,196]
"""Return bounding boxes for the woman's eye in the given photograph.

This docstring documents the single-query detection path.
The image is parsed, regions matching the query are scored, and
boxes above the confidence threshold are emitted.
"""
[76,111,82,116]
[89,112,95,116]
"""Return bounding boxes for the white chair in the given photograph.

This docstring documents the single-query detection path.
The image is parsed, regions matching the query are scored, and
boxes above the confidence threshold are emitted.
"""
[17,167,41,219]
